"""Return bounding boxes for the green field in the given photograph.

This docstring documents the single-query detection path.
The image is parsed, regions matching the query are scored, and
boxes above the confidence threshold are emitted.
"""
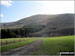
[0,38,39,52]
[0,38,36,45]
[31,35,74,55]
[0,35,74,55]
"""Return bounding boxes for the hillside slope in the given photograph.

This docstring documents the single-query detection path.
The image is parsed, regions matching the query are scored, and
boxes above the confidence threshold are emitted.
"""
[1,13,74,37]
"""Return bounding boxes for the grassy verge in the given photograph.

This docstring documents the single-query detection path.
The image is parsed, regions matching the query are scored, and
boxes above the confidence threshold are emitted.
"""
[0,38,33,45]
[31,35,74,55]
[0,39,36,52]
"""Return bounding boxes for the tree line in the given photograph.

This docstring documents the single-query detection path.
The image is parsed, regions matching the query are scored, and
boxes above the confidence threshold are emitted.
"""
[1,27,74,39]
[1,28,33,39]
[1,25,45,39]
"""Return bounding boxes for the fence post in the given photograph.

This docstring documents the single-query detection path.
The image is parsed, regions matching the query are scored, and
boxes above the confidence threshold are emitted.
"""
[14,39,15,43]
[6,40,7,45]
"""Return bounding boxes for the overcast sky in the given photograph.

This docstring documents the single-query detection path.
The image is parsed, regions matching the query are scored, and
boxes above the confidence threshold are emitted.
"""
[0,0,74,22]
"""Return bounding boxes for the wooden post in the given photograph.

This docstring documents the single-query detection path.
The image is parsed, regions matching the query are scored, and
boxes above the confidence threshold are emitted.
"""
[6,40,7,45]
[14,39,15,43]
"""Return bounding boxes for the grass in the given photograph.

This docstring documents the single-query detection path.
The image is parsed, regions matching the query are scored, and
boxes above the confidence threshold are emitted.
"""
[0,35,74,55]
[0,38,38,52]
[31,35,74,55]
[0,38,34,45]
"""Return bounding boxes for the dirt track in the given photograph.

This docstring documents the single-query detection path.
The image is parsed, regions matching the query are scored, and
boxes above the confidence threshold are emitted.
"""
[1,39,42,55]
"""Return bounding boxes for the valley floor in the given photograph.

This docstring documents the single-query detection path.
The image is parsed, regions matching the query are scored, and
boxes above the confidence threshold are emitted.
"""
[0,35,74,56]
[1,39,42,55]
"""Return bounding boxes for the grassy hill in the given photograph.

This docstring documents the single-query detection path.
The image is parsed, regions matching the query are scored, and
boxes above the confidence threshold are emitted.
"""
[1,13,74,37]
[1,13,74,29]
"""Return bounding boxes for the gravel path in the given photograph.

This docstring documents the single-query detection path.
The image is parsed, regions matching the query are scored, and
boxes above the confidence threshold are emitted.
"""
[1,39,43,55]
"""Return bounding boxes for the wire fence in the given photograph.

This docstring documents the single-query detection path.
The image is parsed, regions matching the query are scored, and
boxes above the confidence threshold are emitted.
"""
[0,38,31,46]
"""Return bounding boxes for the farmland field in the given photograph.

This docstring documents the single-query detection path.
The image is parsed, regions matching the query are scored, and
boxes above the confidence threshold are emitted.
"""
[0,38,41,52]
[0,38,38,46]
[0,35,74,55]
[31,35,74,55]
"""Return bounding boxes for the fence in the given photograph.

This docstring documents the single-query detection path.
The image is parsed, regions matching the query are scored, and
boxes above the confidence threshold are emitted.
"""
[0,38,31,46]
